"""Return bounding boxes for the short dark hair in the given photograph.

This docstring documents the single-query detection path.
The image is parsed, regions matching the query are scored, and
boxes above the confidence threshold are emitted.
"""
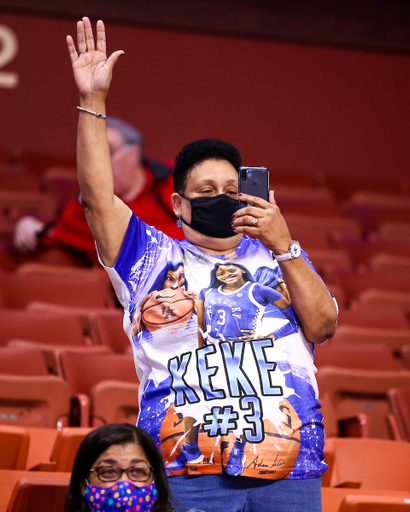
[65,423,174,512]
[173,138,242,194]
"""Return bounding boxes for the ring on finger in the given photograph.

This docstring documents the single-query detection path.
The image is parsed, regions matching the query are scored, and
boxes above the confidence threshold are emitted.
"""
[251,216,258,226]
[78,50,87,54]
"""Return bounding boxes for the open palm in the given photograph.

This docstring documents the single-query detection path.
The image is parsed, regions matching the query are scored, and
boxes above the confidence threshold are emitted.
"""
[67,17,123,98]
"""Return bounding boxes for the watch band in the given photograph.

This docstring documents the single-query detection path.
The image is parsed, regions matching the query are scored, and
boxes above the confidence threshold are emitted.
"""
[273,240,301,261]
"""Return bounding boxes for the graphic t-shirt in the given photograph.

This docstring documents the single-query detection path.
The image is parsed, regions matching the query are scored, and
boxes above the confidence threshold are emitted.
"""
[102,213,327,481]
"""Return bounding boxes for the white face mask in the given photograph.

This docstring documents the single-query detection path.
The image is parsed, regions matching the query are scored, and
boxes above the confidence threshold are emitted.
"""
[84,481,158,512]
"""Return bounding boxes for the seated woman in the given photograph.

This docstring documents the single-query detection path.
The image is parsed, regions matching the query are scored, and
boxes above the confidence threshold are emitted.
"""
[65,423,175,512]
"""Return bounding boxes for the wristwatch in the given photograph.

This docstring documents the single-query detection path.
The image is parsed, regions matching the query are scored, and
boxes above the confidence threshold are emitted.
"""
[273,240,301,261]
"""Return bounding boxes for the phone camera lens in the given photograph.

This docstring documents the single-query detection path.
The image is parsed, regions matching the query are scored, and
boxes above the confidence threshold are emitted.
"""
[241,169,247,181]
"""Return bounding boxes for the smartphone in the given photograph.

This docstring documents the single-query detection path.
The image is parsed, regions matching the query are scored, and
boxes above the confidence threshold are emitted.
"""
[238,166,269,208]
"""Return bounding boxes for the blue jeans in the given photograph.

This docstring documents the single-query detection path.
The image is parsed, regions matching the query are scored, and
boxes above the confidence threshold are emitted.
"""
[169,475,322,512]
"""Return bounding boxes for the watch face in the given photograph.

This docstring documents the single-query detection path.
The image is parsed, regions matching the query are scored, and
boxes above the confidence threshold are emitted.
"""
[290,241,301,259]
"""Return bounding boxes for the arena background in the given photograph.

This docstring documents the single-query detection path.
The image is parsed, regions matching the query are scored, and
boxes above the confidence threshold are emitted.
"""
[1,2,410,180]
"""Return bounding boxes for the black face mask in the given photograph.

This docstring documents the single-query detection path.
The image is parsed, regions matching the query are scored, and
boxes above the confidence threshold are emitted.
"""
[181,194,238,238]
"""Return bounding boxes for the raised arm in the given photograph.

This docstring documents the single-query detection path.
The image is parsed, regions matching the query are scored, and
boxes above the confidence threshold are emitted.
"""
[67,17,130,267]
[232,190,338,343]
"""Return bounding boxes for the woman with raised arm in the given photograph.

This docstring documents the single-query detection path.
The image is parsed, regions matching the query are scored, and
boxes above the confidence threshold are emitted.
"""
[67,18,337,512]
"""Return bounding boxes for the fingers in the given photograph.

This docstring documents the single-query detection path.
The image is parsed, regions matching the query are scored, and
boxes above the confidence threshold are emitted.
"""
[106,49,125,71]
[96,19,106,54]
[66,35,78,63]
[76,20,86,53]
[238,192,270,209]
[82,16,95,52]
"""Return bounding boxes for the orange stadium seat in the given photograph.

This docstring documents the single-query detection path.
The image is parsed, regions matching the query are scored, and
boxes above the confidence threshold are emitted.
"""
[325,437,410,491]
[89,309,131,353]
[315,342,400,371]
[323,267,410,303]
[337,304,409,330]
[0,190,57,221]
[317,367,410,439]
[322,174,408,201]
[0,426,30,470]
[6,476,69,512]
[333,233,410,266]
[59,351,139,427]
[387,387,410,443]
[343,192,410,232]
[338,494,410,512]
[368,253,410,273]
[330,325,410,354]
[0,309,85,347]
[41,167,79,211]
[31,427,93,472]
[0,169,40,193]
[0,374,70,428]
[378,221,410,239]
[273,185,340,217]
[0,346,49,376]
[0,269,115,308]
[354,288,410,312]
[321,488,410,512]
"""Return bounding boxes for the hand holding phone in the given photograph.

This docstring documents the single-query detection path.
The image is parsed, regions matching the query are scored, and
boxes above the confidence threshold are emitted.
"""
[238,166,269,208]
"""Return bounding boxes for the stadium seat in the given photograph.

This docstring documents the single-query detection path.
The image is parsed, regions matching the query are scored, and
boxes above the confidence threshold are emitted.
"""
[305,249,352,277]
[322,174,408,201]
[0,309,85,347]
[325,438,410,491]
[368,253,410,273]
[402,345,410,369]
[0,169,40,192]
[337,304,409,330]
[89,309,131,353]
[323,267,410,303]
[315,342,400,371]
[59,351,139,427]
[387,387,410,443]
[343,191,410,232]
[41,167,79,211]
[0,425,29,470]
[31,427,93,472]
[0,190,57,221]
[378,221,410,239]
[0,269,115,308]
[338,494,410,512]
[6,476,69,512]
[317,367,410,439]
[333,233,410,266]
[321,488,410,512]
[0,374,70,428]
[0,347,49,376]
[354,289,410,312]
[330,325,410,354]
[274,185,340,217]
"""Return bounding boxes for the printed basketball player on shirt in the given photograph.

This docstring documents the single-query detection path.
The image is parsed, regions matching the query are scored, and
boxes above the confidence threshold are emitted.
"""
[131,261,198,346]
[167,262,301,476]
[197,263,299,345]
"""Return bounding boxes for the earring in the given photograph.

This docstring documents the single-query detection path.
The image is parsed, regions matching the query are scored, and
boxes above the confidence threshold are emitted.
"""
[175,212,182,228]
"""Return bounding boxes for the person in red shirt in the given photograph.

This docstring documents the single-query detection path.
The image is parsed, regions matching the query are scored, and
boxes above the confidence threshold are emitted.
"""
[13,117,180,265]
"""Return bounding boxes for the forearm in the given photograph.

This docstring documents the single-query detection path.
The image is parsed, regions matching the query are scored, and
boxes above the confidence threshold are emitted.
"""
[278,257,338,343]
[77,96,112,209]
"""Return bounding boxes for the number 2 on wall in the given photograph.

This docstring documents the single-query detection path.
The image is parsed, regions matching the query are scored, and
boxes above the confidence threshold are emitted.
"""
[0,24,18,89]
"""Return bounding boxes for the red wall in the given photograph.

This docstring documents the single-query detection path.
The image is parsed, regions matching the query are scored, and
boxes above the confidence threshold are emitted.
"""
[1,10,410,178]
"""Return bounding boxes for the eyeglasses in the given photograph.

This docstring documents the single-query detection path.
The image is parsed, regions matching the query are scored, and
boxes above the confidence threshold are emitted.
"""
[89,464,153,483]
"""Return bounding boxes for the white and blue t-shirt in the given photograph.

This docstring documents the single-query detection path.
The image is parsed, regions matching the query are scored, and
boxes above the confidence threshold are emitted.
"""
[102,213,327,481]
